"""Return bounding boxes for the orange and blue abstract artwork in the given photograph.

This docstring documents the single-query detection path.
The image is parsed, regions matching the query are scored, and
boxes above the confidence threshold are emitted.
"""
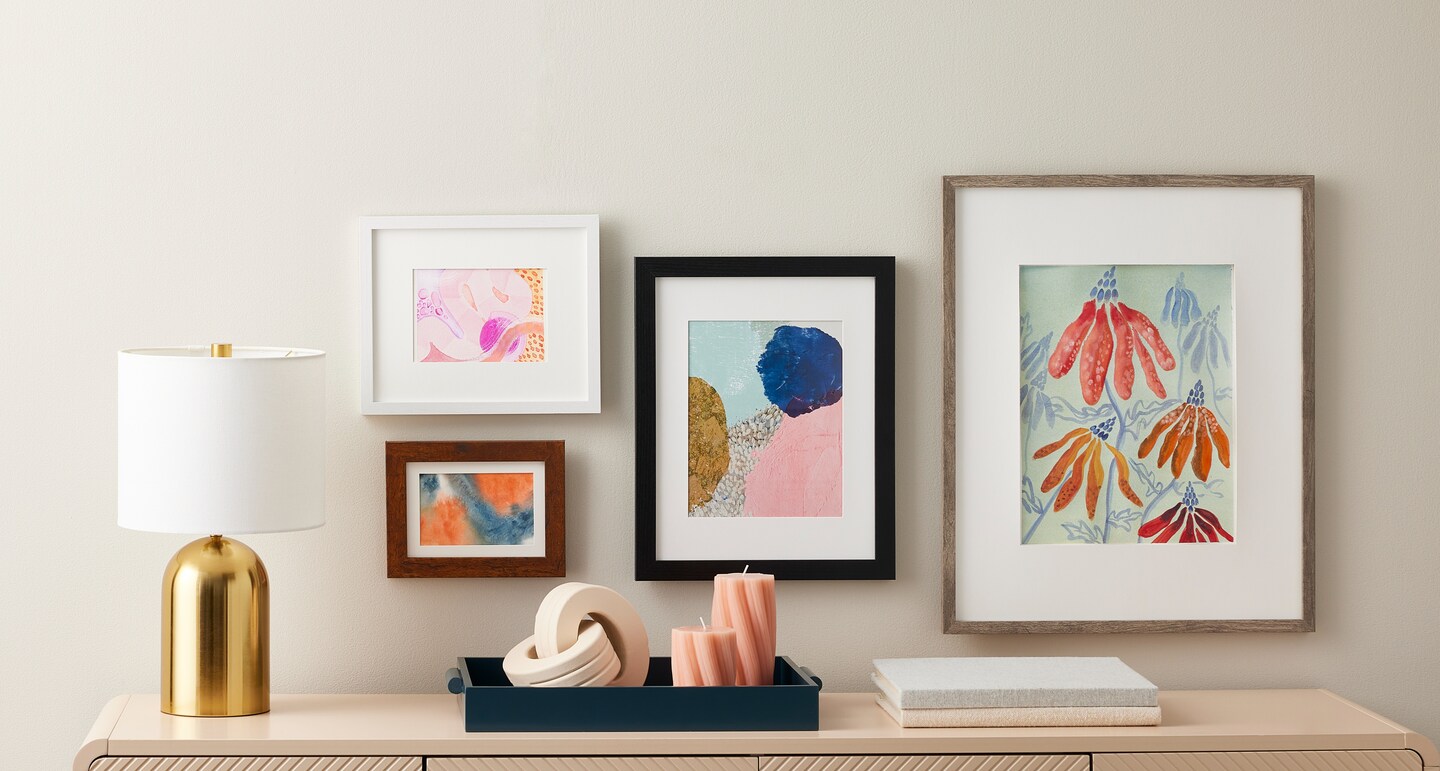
[687,321,843,518]
[418,472,536,546]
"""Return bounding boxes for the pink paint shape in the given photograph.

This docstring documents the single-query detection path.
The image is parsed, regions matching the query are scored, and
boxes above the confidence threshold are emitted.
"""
[421,343,462,363]
[743,403,842,517]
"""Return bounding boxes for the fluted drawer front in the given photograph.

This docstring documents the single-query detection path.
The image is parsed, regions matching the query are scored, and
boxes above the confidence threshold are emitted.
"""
[91,759,420,771]
[761,757,1089,771]
[429,758,756,771]
[1094,751,1421,771]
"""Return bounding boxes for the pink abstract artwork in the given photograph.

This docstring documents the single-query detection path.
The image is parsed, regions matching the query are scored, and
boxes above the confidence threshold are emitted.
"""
[742,402,843,517]
[414,268,546,363]
[687,321,843,518]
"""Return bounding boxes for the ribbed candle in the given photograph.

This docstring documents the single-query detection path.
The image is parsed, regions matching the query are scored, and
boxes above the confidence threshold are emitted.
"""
[670,625,738,687]
[710,572,776,686]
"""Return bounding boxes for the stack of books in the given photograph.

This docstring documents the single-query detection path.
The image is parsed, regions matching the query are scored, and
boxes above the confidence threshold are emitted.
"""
[872,657,1160,728]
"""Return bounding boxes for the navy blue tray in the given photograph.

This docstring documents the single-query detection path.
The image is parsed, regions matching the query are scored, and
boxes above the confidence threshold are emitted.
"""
[446,656,822,732]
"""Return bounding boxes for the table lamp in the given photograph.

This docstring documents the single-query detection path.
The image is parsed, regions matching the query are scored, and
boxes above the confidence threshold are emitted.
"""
[118,344,325,717]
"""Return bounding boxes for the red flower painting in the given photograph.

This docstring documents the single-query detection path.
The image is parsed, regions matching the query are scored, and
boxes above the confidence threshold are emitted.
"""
[1021,265,1236,546]
[1138,483,1233,543]
[1047,267,1177,404]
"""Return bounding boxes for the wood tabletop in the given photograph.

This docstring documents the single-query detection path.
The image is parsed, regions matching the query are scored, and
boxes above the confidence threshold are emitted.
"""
[77,690,1436,771]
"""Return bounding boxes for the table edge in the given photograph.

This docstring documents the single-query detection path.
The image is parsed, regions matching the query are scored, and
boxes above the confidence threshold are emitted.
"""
[81,690,1435,765]
[74,694,128,771]
[1318,688,1439,767]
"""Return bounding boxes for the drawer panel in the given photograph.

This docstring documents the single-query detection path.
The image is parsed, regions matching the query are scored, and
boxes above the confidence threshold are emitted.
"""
[429,759,757,771]
[1094,751,1421,771]
[91,760,420,771]
[761,757,1089,771]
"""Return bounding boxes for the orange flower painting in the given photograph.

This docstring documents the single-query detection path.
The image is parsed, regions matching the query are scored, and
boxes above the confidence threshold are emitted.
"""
[1138,381,1231,482]
[1032,418,1144,522]
[1020,265,1235,545]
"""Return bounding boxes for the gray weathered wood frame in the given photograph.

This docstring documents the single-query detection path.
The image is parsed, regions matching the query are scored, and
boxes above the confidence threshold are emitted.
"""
[942,174,1315,634]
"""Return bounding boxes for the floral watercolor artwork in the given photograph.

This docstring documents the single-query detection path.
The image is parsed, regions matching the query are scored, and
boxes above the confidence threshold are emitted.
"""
[687,321,843,518]
[414,268,545,363]
[1020,265,1235,545]
[418,472,536,546]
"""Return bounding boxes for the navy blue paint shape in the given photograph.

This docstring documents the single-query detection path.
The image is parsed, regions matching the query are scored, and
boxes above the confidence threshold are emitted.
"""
[757,325,842,418]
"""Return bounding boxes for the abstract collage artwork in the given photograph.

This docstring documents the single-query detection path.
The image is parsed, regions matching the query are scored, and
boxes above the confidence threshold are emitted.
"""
[414,268,546,363]
[418,472,536,547]
[637,256,895,580]
[687,321,844,518]
[1019,265,1235,546]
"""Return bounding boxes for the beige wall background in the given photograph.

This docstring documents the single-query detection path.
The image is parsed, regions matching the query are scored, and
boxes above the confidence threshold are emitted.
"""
[3,2,1437,767]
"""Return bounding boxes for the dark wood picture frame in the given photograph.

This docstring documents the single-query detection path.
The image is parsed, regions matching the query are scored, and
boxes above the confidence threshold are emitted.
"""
[634,256,897,581]
[942,174,1315,633]
[386,440,565,578]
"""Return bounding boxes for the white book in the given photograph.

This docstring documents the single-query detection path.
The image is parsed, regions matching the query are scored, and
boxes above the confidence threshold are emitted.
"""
[872,657,1158,709]
[875,694,1162,728]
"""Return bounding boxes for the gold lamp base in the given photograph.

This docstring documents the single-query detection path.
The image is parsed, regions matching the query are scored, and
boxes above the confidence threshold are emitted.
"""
[161,535,270,716]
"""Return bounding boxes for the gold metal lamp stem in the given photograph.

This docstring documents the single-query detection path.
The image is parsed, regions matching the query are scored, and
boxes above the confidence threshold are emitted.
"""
[159,343,270,717]
[161,535,270,716]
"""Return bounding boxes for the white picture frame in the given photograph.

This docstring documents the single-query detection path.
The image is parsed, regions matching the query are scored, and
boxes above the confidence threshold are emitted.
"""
[943,175,1315,633]
[360,215,601,414]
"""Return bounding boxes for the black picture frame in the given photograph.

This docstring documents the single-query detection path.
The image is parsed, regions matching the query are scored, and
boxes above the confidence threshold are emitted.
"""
[634,256,896,581]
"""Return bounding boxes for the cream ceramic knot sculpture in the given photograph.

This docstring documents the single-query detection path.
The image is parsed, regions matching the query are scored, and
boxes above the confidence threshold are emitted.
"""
[502,582,651,687]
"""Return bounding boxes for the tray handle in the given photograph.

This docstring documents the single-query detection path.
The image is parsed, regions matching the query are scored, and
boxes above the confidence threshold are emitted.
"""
[799,665,823,690]
[445,667,464,694]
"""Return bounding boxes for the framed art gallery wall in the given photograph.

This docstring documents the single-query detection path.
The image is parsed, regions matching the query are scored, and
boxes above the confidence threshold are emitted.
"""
[16,5,1440,766]
[943,175,1315,633]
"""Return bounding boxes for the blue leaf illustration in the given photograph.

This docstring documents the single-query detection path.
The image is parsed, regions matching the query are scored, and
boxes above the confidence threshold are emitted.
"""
[1061,520,1105,544]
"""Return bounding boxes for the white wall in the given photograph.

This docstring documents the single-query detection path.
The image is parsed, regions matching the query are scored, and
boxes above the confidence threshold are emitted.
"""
[3,3,1437,767]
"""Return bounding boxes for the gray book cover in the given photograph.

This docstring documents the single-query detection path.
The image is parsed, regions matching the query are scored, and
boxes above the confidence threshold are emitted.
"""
[872,657,1158,709]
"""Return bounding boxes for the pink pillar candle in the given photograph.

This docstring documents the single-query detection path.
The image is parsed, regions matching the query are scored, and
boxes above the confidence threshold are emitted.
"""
[710,572,776,686]
[670,625,738,687]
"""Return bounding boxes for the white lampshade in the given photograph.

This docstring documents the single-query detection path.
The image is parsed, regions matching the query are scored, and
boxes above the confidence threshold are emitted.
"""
[118,346,326,534]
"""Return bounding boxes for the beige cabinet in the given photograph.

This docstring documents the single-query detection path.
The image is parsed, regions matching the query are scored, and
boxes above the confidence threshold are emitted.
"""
[1093,751,1422,770]
[761,757,1089,770]
[90,760,421,771]
[429,759,757,771]
[73,692,1438,771]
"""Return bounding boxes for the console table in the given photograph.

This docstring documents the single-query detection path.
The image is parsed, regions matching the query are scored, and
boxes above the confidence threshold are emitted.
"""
[75,690,1436,771]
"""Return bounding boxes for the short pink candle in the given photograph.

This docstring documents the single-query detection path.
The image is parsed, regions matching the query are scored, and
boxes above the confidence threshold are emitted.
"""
[670,625,738,687]
[710,572,776,686]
